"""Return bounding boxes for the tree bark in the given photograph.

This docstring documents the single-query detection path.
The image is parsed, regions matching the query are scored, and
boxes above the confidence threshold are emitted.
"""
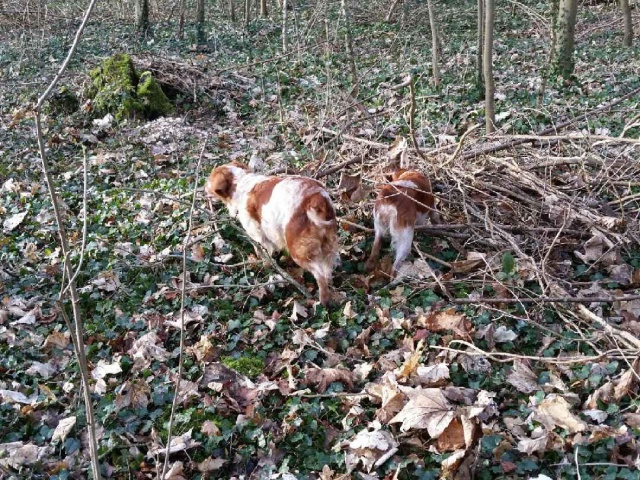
[385,0,403,22]
[177,0,185,39]
[341,0,358,93]
[427,0,440,87]
[230,0,237,22]
[135,0,149,33]
[483,0,495,133]
[620,0,633,47]
[476,0,484,95]
[244,0,250,28]
[196,0,205,43]
[260,0,267,17]
[282,0,288,52]
[552,0,578,78]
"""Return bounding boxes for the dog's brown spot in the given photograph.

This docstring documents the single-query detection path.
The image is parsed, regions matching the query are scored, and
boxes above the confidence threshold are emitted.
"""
[285,190,338,306]
[301,191,336,223]
[375,170,434,228]
[395,170,434,215]
[247,177,283,223]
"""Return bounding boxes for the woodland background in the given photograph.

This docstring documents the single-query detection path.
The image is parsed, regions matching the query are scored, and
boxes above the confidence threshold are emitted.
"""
[1,0,640,478]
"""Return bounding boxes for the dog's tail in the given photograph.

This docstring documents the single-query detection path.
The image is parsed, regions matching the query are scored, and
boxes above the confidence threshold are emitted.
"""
[378,185,399,199]
[305,192,336,226]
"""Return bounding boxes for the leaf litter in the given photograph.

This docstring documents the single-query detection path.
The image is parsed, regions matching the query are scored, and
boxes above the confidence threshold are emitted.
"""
[2,0,640,478]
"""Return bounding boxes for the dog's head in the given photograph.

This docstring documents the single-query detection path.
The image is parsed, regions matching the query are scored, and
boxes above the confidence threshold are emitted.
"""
[205,161,249,202]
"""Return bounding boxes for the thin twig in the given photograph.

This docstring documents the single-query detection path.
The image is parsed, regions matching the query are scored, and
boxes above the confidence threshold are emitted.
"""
[33,0,101,477]
[161,138,207,478]
[450,294,640,305]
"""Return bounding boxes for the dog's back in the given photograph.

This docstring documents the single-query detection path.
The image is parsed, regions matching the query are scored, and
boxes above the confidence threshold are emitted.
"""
[366,169,434,275]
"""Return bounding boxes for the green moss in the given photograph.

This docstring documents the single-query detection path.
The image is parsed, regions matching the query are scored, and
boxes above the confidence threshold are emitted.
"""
[85,54,172,122]
[137,71,173,118]
[221,355,265,378]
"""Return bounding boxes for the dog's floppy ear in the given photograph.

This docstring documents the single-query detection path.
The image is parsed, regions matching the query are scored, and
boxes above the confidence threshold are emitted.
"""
[206,167,234,200]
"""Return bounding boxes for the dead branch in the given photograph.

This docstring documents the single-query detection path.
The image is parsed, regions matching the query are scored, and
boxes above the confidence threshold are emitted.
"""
[462,85,640,159]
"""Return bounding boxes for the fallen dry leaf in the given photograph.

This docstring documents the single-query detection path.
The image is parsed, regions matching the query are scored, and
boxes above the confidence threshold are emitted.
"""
[0,442,50,469]
[574,230,619,266]
[197,457,227,472]
[416,364,450,387]
[148,428,201,456]
[366,374,407,423]
[517,428,549,455]
[3,210,28,233]
[201,420,221,437]
[437,418,465,452]
[51,416,76,443]
[304,368,354,393]
[534,394,586,433]
[191,243,206,262]
[390,388,455,437]
[421,308,472,339]
[345,426,398,473]
[396,339,425,380]
[506,360,538,394]
[186,335,215,362]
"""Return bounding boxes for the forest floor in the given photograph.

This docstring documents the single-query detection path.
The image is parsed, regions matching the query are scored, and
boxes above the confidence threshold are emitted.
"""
[2,0,640,479]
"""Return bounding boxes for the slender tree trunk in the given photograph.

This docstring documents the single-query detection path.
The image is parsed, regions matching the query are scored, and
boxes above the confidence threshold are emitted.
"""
[477,0,485,96]
[483,0,495,133]
[244,0,250,28]
[536,4,558,108]
[552,0,578,78]
[260,0,267,17]
[620,0,633,47]
[177,0,185,39]
[135,0,149,32]
[282,0,288,52]
[196,0,205,43]
[427,0,440,87]
[385,0,403,22]
[341,0,358,93]
[230,0,237,22]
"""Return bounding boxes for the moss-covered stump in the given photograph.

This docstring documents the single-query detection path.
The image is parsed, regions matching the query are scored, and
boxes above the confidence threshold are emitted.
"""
[86,53,172,122]
[137,71,173,118]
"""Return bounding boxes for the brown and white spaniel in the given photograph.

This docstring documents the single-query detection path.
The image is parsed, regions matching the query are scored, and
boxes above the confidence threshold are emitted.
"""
[365,169,436,275]
[205,161,338,306]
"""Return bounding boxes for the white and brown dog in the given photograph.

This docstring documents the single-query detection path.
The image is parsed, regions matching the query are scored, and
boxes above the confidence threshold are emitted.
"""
[205,161,339,306]
[365,169,436,275]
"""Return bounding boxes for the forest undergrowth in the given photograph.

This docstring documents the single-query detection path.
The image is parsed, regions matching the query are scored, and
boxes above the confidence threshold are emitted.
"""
[1,0,640,478]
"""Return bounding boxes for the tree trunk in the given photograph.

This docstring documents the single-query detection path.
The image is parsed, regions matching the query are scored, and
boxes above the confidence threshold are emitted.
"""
[341,0,358,93]
[244,0,251,28]
[385,0,403,22]
[552,0,578,78]
[476,0,484,96]
[483,0,495,133]
[135,0,149,33]
[260,0,267,17]
[282,0,288,52]
[620,0,633,47]
[230,0,237,22]
[196,0,205,43]
[427,0,440,87]
[177,0,185,39]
